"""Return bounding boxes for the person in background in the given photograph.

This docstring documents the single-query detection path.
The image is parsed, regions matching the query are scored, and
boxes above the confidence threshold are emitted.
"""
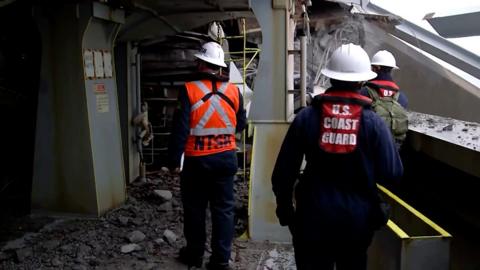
[361,50,408,108]
[168,41,247,270]
[361,50,409,147]
[272,43,403,270]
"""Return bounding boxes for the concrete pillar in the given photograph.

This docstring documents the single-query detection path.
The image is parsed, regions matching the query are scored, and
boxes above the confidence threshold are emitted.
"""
[32,2,126,215]
[249,0,296,242]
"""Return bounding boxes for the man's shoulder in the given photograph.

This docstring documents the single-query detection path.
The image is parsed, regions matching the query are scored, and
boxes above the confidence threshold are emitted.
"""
[359,87,370,97]
[362,108,385,127]
[291,105,317,125]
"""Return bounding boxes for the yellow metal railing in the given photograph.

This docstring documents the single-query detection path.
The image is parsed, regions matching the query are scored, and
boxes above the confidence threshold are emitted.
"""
[378,184,452,238]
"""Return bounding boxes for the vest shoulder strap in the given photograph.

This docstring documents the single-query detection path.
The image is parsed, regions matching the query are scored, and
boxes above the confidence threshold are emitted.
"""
[318,95,371,107]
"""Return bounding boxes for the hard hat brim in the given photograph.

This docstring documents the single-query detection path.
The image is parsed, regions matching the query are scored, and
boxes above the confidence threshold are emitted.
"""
[371,62,399,69]
[321,68,377,82]
[194,53,227,68]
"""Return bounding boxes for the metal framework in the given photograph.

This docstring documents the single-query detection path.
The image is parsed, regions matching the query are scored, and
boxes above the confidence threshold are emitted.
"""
[223,19,261,184]
[365,3,480,79]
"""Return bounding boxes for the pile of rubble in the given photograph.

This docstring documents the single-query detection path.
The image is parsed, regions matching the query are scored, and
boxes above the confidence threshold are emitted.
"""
[0,171,250,270]
[408,111,480,151]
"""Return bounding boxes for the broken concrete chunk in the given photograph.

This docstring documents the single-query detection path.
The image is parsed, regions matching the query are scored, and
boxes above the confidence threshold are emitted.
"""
[153,190,173,201]
[158,201,173,212]
[154,238,165,245]
[442,124,453,131]
[2,238,26,250]
[51,257,62,266]
[127,230,146,243]
[121,243,142,253]
[163,230,177,244]
[118,216,129,226]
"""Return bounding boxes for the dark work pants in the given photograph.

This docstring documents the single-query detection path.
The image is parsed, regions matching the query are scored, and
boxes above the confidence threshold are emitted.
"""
[181,167,235,265]
[292,241,367,270]
[291,224,372,270]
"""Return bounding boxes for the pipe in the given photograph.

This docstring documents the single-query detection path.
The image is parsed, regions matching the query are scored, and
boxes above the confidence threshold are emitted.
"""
[300,35,307,108]
[133,3,180,33]
[135,52,142,116]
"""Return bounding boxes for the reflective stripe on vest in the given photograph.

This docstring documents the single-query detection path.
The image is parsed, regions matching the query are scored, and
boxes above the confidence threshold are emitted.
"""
[189,81,236,136]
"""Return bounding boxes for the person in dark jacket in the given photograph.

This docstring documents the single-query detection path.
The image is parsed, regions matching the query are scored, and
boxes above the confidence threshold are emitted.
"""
[168,41,247,270]
[272,43,403,270]
[360,50,408,108]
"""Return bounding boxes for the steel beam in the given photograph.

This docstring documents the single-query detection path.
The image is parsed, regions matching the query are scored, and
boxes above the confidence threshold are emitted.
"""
[366,3,480,79]
[427,11,480,38]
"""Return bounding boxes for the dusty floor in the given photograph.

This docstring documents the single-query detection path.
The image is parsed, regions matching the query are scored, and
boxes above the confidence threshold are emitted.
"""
[0,171,292,270]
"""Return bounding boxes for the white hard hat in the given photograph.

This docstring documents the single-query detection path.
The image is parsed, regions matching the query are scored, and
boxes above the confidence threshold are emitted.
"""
[208,22,225,42]
[321,43,377,82]
[371,50,399,69]
[194,41,227,68]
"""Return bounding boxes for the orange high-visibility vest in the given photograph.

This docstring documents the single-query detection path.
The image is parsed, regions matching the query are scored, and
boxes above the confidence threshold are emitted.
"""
[184,80,240,156]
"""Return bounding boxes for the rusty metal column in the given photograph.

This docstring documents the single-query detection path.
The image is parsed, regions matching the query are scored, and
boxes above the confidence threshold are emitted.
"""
[32,1,126,215]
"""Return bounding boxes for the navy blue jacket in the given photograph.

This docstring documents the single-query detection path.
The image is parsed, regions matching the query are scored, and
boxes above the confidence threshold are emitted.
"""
[360,72,408,108]
[272,87,403,238]
[168,72,247,172]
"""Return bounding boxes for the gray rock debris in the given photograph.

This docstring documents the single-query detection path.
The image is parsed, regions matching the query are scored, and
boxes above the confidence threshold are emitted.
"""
[132,218,143,226]
[77,244,92,257]
[158,201,173,212]
[118,216,129,226]
[42,239,60,250]
[128,230,146,243]
[154,238,165,245]
[153,190,173,201]
[51,257,62,266]
[2,238,26,251]
[121,243,142,254]
[0,251,12,261]
[442,124,454,131]
[15,247,33,263]
[72,265,88,270]
[163,230,177,244]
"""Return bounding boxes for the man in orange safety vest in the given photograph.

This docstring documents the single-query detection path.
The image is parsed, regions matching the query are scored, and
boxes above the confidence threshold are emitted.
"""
[168,41,246,270]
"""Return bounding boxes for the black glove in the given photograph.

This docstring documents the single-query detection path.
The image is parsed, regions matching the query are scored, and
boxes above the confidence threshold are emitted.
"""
[276,204,295,226]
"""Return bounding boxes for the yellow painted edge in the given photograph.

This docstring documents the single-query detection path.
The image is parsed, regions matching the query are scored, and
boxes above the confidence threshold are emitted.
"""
[387,220,410,239]
[409,235,452,240]
[237,231,249,241]
[378,184,452,237]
